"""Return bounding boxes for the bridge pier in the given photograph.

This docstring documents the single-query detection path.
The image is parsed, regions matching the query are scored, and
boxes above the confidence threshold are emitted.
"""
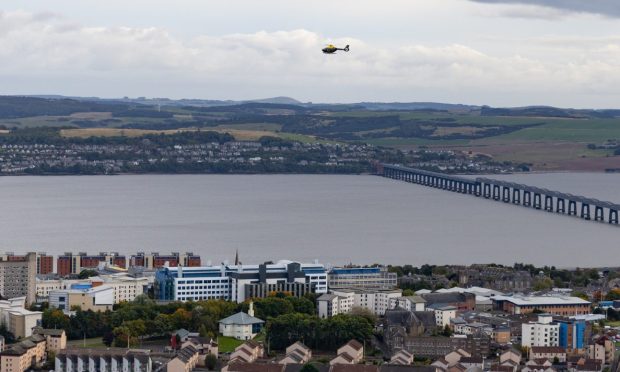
[581,203,591,220]
[544,195,553,212]
[512,189,521,204]
[493,185,501,201]
[502,187,510,203]
[595,206,604,222]
[556,198,565,214]
[474,183,481,197]
[533,193,542,210]
[483,184,491,199]
[523,191,531,207]
[568,200,577,215]
[610,210,619,224]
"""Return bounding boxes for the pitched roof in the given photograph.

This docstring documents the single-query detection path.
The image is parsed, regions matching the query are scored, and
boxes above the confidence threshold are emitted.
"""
[531,347,566,354]
[220,311,265,325]
[345,339,363,351]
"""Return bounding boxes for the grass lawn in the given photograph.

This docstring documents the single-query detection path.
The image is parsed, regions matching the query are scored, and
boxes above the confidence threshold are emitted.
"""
[67,337,106,348]
[606,321,620,327]
[218,336,244,353]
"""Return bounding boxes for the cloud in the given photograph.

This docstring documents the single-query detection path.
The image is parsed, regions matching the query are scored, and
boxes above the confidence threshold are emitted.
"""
[1,10,620,107]
[468,0,620,18]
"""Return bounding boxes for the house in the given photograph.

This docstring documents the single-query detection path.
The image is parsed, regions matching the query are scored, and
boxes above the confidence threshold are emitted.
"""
[167,344,200,372]
[588,336,615,365]
[390,349,414,365]
[0,333,47,372]
[228,340,264,364]
[181,336,218,359]
[33,328,67,353]
[330,340,364,365]
[55,348,153,372]
[530,346,566,363]
[521,359,555,372]
[499,349,522,372]
[279,341,312,364]
[219,303,265,340]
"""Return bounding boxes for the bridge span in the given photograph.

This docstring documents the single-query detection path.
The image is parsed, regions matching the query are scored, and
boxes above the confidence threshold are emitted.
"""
[382,164,619,225]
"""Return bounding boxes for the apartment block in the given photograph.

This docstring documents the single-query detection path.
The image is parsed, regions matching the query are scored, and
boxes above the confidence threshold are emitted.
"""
[0,252,37,305]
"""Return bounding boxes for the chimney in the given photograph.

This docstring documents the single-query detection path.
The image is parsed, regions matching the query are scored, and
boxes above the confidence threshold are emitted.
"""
[248,301,255,317]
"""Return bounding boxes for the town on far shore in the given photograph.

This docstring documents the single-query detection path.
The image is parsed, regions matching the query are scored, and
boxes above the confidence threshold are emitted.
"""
[0,251,619,372]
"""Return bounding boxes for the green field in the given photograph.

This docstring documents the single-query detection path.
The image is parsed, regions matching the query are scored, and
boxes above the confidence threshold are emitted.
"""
[217,336,245,353]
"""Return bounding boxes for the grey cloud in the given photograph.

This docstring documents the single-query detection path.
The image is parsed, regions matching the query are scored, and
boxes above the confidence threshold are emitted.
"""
[469,0,620,17]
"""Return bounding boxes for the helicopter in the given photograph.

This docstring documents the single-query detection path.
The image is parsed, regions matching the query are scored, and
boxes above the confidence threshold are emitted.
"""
[322,44,350,54]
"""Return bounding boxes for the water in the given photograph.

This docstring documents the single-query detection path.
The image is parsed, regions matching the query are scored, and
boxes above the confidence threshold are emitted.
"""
[0,173,618,267]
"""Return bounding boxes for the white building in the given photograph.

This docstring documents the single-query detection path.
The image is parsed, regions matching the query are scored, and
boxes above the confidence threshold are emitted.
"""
[155,260,327,303]
[331,289,402,316]
[0,297,42,338]
[522,314,560,348]
[317,292,355,318]
[36,274,149,304]
[49,285,114,313]
[218,304,265,340]
[434,306,457,327]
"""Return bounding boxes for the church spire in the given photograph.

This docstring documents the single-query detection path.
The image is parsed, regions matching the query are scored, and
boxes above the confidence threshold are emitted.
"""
[234,249,239,265]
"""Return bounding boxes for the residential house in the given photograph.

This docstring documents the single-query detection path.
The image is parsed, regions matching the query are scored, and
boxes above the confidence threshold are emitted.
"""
[530,347,567,363]
[390,350,414,365]
[219,303,265,340]
[330,340,364,365]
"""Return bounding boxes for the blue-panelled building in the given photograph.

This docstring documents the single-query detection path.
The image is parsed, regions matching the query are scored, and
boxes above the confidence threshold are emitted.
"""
[557,318,587,352]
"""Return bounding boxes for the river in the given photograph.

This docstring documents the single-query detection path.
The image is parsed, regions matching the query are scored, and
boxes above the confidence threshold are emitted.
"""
[0,173,617,267]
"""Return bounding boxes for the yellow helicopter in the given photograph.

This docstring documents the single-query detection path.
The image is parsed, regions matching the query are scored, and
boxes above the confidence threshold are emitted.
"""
[322,44,350,54]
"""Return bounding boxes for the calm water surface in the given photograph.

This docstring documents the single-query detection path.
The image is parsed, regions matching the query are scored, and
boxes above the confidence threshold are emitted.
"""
[0,173,618,267]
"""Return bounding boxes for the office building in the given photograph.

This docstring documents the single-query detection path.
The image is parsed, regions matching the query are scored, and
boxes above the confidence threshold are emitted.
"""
[0,297,42,338]
[492,295,591,316]
[49,284,114,312]
[328,267,397,290]
[154,260,327,303]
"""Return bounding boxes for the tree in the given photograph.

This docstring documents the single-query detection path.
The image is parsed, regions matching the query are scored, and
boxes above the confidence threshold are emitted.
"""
[605,289,620,301]
[300,363,320,372]
[442,325,453,337]
[102,331,114,347]
[205,353,217,370]
[78,269,98,279]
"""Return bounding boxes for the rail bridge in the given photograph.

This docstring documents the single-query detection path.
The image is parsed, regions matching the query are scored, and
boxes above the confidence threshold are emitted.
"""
[382,164,619,225]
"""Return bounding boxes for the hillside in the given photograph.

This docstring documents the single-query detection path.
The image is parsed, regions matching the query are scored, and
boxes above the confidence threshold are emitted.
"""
[1,95,620,171]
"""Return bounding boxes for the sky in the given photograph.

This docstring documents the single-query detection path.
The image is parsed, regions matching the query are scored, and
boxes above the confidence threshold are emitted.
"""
[1,0,620,108]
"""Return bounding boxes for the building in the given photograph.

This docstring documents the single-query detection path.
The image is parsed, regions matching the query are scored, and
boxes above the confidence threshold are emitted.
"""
[167,344,200,372]
[492,295,591,316]
[330,340,364,365]
[55,348,152,372]
[49,284,114,312]
[130,251,201,269]
[588,336,615,365]
[155,260,327,303]
[330,289,402,316]
[522,314,560,348]
[390,349,414,365]
[278,342,312,364]
[390,296,427,312]
[557,318,587,353]
[226,341,264,365]
[0,252,37,305]
[57,252,127,276]
[434,306,457,328]
[420,292,476,312]
[318,293,355,318]
[0,297,42,338]
[530,346,566,362]
[218,304,264,340]
[328,267,397,290]
[34,328,67,353]
[392,334,491,358]
[0,333,47,372]
[37,274,149,304]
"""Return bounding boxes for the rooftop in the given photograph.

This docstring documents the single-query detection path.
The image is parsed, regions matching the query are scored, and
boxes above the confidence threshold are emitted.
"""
[220,312,264,325]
